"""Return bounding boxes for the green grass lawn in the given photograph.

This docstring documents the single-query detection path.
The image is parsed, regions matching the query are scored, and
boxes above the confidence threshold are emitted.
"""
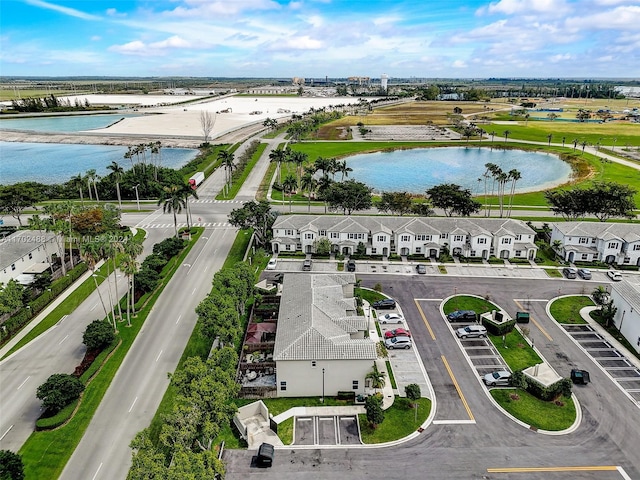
[489,329,542,371]
[359,397,431,444]
[491,389,576,431]
[216,143,267,200]
[442,295,497,315]
[355,287,388,306]
[546,269,563,278]
[549,295,594,324]
[277,417,294,445]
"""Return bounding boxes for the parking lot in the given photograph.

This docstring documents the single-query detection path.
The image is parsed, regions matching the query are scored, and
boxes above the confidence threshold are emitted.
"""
[564,324,640,403]
[293,416,361,446]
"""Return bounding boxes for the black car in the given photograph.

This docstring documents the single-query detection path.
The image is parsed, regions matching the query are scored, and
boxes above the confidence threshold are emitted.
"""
[416,264,427,274]
[346,260,356,272]
[447,310,477,322]
[372,298,396,309]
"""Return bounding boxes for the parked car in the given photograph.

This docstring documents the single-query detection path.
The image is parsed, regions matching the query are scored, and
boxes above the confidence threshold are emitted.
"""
[346,260,356,272]
[562,267,578,279]
[256,442,274,467]
[607,270,623,281]
[447,310,477,322]
[456,325,487,338]
[378,313,404,324]
[384,328,411,339]
[266,258,277,270]
[273,273,284,284]
[302,259,312,271]
[577,268,592,280]
[373,298,396,309]
[483,370,511,386]
[416,264,427,274]
[384,336,412,350]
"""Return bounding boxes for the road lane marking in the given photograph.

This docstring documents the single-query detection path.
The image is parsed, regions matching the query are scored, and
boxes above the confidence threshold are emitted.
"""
[176,314,182,325]
[514,300,553,341]
[618,467,633,480]
[487,465,619,473]
[441,355,474,421]
[191,287,197,296]
[58,335,69,345]
[414,299,436,341]
[55,314,68,326]
[91,462,103,480]
[90,303,98,311]
[0,425,13,441]
[432,420,476,425]
[128,397,138,413]
[156,350,163,362]
[17,376,30,390]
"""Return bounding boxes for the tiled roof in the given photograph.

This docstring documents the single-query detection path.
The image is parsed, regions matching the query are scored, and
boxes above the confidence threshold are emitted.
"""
[273,273,377,361]
[554,222,640,243]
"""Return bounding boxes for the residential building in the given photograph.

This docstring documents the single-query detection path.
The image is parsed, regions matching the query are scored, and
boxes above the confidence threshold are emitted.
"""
[550,222,640,266]
[273,273,376,397]
[271,215,537,260]
[0,231,59,285]
[609,281,640,355]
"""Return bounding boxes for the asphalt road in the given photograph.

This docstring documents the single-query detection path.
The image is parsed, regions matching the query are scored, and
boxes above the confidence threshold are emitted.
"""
[223,275,640,480]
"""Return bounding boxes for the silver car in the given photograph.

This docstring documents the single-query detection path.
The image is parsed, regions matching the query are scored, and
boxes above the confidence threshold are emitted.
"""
[483,370,511,386]
[384,336,412,350]
[379,313,404,324]
[456,325,487,338]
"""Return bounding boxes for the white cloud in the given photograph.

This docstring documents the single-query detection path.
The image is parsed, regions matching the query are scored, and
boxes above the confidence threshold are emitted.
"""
[167,0,281,18]
[550,53,573,62]
[565,5,640,30]
[90,36,101,42]
[150,36,191,49]
[486,0,568,15]
[452,60,467,68]
[25,0,101,20]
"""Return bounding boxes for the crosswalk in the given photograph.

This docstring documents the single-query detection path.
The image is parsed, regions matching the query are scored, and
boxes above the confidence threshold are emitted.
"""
[136,222,233,229]
[191,199,245,204]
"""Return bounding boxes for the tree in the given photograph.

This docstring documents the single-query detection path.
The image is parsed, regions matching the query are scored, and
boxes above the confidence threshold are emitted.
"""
[182,183,199,229]
[510,370,528,390]
[217,150,235,195]
[269,148,287,185]
[547,133,553,146]
[83,319,115,351]
[85,169,100,201]
[313,237,332,256]
[592,285,609,310]
[426,183,481,217]
[282,174,298,213]
[0,280,24,315]
[576,109,591,122]
[200,111,216,144]
[377,192,414,216]
[300,172,318,213]
[157,185,187,237]
[558,378,573,399]
[586,182,637,221]
[365,363,386,393]
[365,394,384,428]
[506,169,522,217]
[405,383,421,422]
[324,179,373,215]
[262,117,278,131]
[545,189,588,220]
[600,300,618,328]
[289,150,308,184]
[36,373,85,414]
[122,238,143,325]
[503,129,511,143]
[228,200,277,248]
[69,173,85,205]
[0,183,45,226]
[0,450,24,480]
[106,161,124,208]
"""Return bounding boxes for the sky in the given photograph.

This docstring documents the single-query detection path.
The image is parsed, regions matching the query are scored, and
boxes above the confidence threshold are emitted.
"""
[1,0,639,79]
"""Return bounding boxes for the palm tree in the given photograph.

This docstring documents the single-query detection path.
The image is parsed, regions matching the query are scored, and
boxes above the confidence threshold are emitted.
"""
[80,240,115,330]
[157,185,187,237]
[329,157,340,180]
[506,169,522,217]
[107,161,124,208]
[85,169,100,201]
[496,170,509,217]
[182,183,199,229]
[337,159,352,180]
[300,172,318,213]
[503,130,511,143]
[217,150,235,196]
[269,148,287,185]
[122,239,143,326]
[290,150,308,184]
[365,362,386,394]
[489,131,496,143]
[282,174,298,213]
[150,141,162,180]
[484,163,500,217]
[70,173,85,205]
[592,286,609,311]
[547,133,553,146]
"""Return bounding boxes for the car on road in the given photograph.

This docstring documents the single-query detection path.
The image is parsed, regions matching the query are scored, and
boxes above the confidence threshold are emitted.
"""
[447,310,477,322]
[456,325,487,338]
[273,273,284,284]
[302,259,312,271]
[384,328,411,339]
[266,258,277,270]
[483,370,512,386]
[577,268,592,280]
[607,270,623,281]
[378,313,404,324]
[384,336,412,349]
[562,267,578,279]
[373,298,396,309]
[416,264,427,274]
[346,260,356,272]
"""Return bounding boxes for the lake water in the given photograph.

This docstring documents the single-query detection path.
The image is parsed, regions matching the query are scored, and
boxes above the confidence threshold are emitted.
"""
[0,142,198,185]
[345,147,573,194]
[0,114,141,132]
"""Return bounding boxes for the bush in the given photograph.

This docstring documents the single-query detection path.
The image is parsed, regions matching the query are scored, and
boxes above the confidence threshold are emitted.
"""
[134,267,160,294]
[337,391,356,401]
[141,253,167,273]
[82,320,115,351]
[35,399,79,431]
[0,449,24,480]
[36,373,85,414]
[153,237,186,260]
[524,376,572,401]
[482,317,516,336]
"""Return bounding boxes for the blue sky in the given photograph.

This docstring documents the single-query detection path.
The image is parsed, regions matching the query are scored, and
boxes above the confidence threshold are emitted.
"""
[1,0,639,78]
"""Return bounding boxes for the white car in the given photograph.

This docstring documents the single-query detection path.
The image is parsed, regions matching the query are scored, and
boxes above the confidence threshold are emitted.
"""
[266,258,277,270]
[607,270,622,281]
[456,325,487,338]
[483,370,511,386]
[379,313,404,324]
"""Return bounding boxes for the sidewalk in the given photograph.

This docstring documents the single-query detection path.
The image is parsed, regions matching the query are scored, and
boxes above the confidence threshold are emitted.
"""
[0,260,104,361]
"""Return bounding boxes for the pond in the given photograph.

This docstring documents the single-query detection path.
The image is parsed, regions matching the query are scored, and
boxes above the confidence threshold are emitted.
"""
[345,147,572,194]
[0,113,141,132]
[0,142,198,185]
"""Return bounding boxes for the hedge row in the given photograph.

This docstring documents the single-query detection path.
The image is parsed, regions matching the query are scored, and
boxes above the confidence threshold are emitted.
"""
[482,317,516,336]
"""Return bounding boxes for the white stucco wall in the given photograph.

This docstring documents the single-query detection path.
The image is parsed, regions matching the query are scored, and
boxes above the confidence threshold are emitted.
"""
[276,359,373,397]
[610,289,640,355]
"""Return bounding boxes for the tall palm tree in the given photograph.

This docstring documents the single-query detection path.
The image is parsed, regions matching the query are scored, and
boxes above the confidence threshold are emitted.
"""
[70,173,85,205]
[503,130,511,143]
[507,169,522,217]
[300,172,318,213]
[157,185,187,237]
[329,157,340,180]
[217,150,235,196]
[182,183,199,229]
[290,150,308,185]
[489,131,496,143]
[365,362,386,394]
[547,133,553,146]
[122,238,143,326]
[282,174,298,213]
[338,159,352,180]
[314,156,332,179]
[484,163,500,217]
[269,148,287,185]
[150,141,162,180]
[80,240,115,330]
[107,161,124,208]
[496,171,509,217]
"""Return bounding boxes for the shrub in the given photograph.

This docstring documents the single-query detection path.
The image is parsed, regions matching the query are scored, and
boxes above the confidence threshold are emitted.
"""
[524,376,572,401]
[134,267,160,294]
[36,373,85,414]
[0,449,24,480]
[141,253,167,273]
[82,319,115,351]
[153,237,186,260]
[482,317,516,336]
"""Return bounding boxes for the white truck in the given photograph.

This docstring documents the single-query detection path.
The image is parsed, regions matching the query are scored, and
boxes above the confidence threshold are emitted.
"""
[188,171,205,189]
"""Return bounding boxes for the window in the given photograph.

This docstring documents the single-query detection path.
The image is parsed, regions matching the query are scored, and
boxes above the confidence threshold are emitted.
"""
[515,234,522,241]
[401,235,411,242]
[440,233,448,239]
[28,252,33,259]
[470,250,476,256]
[608,242,619,249]
[477,238,487,244]
[280,381,287,391]
[11,264,16,271]
[296,244,302,250]
[331,232,339,239]
[372,248,377,254]
[591,238,596,244]
[304,233,314,239]
[634,244,640,251]
[320,230,326,236]
[624,257,631,264]
[352,380,359,390]
[311,361,317,368]
[285,244,291,251]
[579,237,589,244]
[515,250,522,257]
[453,235,464,242]
[415,247,421,253]
[377,235,386,242]
[501,238,512,244]
[415,234,431,241]
[285,229,294,236]
[348,233,365,240]
[582,253,588,260]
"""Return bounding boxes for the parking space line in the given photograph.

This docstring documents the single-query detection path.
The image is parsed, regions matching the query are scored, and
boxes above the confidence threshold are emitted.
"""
[514,300,553,341]
[487,465,619,474]
[441,355,474,421]
[414,299,436,341]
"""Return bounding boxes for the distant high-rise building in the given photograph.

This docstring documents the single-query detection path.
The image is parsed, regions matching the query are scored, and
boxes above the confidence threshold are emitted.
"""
[381,74,389,91]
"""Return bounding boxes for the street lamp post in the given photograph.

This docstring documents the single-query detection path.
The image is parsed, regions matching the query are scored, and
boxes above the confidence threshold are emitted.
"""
[321,367,325,403]
[133,184,141,211]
